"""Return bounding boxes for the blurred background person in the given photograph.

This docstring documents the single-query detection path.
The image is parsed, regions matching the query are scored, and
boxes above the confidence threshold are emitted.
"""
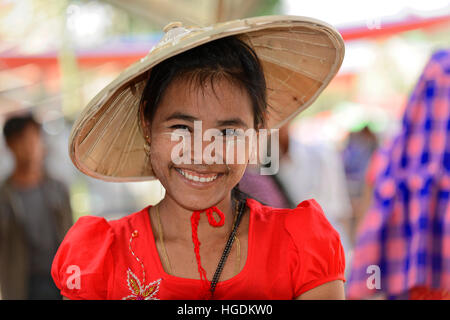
[239,163,292,209]
[341,125,379,241]
[276,124,352,228]
[342,125,378,199]
[0,114,73,300]
[239,125,293,209]
[347,49,450,300]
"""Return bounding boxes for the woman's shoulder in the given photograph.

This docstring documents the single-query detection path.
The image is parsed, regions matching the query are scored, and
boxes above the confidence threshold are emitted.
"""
[61,206,150,239]
[247,197,329,224]
[107,206,151,236]
[51,206,151,299]
[247,197,340,243]
[247,198,346,297]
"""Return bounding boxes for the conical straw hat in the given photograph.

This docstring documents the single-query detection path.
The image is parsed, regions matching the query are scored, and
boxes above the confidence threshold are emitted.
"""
[69,15,345,182]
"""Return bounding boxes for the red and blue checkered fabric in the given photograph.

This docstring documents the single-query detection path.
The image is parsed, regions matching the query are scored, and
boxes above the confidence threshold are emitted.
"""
[347,49,450,299]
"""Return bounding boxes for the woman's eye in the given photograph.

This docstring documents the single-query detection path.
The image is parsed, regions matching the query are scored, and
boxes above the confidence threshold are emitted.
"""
[170,124,190,131]
[221,128,238,136]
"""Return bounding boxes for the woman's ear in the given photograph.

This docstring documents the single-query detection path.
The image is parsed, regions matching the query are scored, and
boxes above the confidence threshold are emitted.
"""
[143,120,151,145]
[139,100,152,146]
[143,124,151,155]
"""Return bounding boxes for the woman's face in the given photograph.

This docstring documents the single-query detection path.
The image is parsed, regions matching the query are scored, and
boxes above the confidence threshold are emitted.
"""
[147,77,255,211]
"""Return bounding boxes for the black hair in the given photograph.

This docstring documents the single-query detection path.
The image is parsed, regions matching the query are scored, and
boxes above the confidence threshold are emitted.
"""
[3,114,40,143]
[140,36,268,206]
[140,35,267,129]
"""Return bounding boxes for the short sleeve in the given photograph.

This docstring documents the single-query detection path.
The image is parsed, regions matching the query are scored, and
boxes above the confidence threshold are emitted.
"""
[285,199,346,298]
[51,216,115,300]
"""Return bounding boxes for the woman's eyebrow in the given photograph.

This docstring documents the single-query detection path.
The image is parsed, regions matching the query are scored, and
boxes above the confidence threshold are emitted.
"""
[165,113,249,128]
[165,112,198,122]
[216,118,248,128]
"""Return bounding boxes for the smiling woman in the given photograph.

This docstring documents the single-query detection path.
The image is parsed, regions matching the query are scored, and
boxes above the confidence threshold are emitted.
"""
[141,37,262,215]
[51,16,346,300]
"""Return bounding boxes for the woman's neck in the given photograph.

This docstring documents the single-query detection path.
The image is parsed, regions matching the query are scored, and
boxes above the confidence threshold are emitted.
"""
[156,194,236,242]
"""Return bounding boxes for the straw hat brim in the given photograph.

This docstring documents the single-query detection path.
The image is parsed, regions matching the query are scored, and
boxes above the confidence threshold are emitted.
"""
[69,15,345,182]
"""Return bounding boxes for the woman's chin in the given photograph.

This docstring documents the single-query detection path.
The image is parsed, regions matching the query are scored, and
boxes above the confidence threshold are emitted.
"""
[166,187,227,212]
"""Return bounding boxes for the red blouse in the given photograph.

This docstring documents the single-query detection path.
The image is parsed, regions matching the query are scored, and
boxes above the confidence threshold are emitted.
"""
[51,198,345,300]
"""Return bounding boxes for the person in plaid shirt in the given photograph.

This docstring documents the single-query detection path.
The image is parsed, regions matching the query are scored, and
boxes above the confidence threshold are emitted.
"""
[347,49,450,300]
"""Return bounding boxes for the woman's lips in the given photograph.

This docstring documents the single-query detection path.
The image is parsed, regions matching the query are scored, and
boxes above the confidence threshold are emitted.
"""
[175,168,219,182]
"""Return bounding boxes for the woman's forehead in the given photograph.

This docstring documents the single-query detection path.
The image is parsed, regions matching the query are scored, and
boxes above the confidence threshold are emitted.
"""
[155,77,254,124]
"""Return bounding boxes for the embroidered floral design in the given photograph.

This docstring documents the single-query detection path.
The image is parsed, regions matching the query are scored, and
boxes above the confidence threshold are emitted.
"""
[122,229,162,300]
[123,269,161,300]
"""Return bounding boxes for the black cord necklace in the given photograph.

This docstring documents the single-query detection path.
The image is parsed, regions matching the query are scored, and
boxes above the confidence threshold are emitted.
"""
[208,198,246,298]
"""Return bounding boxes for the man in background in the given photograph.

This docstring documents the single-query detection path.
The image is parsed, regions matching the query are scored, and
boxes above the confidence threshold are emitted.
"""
[0,113,73,299]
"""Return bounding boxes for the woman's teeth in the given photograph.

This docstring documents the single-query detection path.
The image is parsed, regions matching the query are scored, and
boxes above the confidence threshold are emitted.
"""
[176,168,219,183]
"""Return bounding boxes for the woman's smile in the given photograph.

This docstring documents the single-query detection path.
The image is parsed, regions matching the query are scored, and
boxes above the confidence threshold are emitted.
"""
[174,167,225,188]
